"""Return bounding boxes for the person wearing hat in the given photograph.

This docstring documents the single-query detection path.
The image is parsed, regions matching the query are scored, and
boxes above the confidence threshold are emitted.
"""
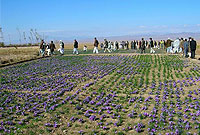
[58,40,64,55]
[93,37,99,54]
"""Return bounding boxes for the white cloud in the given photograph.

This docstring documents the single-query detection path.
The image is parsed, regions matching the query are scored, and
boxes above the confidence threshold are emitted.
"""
[139,25,146,28]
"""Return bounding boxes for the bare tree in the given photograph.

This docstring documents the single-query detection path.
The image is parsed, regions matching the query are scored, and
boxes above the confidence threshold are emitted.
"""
[30,29,43,44]
[28,36,32,45]
[0,27,4,42]
[16,27,22,44]
[23,32,28,45]
[34,29,42,43]
[8,34,11,45]
[30,31,34,44]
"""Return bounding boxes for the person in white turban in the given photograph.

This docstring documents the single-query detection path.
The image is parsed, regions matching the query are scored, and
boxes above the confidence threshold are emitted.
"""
[58,40,64,55]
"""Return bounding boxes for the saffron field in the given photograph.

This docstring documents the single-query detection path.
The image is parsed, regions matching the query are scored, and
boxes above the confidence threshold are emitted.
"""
[0,54,200,135]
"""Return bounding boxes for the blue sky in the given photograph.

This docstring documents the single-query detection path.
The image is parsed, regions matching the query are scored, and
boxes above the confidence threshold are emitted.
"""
[1,0,200,43]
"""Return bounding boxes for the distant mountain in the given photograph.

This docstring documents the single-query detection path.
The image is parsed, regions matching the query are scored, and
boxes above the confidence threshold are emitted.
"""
[3,32,200,45]
[70,32,200,43]
[98,32,200,42]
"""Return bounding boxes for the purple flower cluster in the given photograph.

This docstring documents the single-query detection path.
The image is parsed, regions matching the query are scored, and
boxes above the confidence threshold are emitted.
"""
[0,55,200,134]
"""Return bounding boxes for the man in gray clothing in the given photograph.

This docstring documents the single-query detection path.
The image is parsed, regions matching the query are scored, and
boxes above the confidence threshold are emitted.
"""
[183,39,189,58]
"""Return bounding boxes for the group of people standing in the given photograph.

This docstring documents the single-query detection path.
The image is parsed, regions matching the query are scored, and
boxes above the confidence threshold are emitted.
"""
[111,38,162,54]
[73,37,197,58]
[73,37,100,54]
[101,38,166,54]
[39,40,65,56]
[164,37,197,58]
[136,38,167,54]
[40,37,197,59]
[180,38,197,58]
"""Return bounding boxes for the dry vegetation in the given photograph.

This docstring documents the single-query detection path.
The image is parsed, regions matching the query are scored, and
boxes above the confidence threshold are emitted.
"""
[0,43,95,66]
[0,46,40,66]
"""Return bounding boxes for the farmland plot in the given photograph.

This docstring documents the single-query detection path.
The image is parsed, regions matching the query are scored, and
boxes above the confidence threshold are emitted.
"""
[0,55,200,135]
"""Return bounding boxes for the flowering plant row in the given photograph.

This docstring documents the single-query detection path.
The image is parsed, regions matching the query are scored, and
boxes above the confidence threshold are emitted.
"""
[0,55,199,135]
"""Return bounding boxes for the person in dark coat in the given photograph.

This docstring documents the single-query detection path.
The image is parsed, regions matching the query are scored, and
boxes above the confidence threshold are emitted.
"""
[50,41,56,55]
[126,41,129,50]
[40,40,44,49]
[141,38,145,54]
[40,40,45,56]
[104,39,110,52]
[154,41,157,48]
[149,38,155,53]
[93,37,99,54]
[138,40,141,50]
[190,38,197,59]
[115,41,119,50]
[116,41,119,50]
[73,39,79,55]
